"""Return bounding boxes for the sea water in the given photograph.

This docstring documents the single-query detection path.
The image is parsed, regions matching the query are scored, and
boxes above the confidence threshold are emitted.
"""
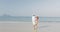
[0,16,60,22]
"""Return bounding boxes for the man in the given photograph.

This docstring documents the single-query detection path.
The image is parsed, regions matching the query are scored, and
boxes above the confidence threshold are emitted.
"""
[32,15,36,30]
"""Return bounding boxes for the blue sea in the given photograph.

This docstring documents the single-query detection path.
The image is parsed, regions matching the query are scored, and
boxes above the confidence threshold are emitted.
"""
[0,16,60,22]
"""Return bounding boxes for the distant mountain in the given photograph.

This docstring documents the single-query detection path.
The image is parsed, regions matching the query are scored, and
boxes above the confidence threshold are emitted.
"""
[0,14,12,18]
[2,14,11,17]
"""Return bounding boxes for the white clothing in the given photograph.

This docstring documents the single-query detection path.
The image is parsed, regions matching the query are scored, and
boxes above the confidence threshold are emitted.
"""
[32,16,36,25]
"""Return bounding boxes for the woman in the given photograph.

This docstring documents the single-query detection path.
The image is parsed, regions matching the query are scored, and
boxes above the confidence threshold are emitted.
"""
[35,16,39,30]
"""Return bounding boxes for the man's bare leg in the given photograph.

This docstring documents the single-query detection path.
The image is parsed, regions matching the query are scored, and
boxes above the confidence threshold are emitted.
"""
[33,25,36,32]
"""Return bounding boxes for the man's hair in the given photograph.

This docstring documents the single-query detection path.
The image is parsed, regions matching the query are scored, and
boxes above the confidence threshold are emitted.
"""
[33,15,35,16]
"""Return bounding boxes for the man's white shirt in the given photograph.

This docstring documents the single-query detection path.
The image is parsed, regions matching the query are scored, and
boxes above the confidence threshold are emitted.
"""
[32,16,36,25]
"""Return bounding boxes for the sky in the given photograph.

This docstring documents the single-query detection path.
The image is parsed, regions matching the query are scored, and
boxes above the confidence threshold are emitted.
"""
[0,0,60,17]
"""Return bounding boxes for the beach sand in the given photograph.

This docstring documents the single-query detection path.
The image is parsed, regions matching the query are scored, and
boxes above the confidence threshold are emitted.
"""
[40,22,60,32]
[0,22,60,32]
[0,22,33,32]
